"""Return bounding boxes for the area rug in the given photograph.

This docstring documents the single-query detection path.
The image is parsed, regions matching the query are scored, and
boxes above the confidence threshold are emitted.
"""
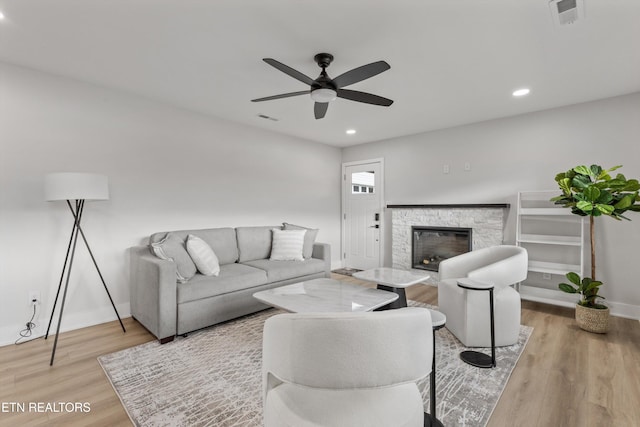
[99,302,532,427]
[331,267,362,276]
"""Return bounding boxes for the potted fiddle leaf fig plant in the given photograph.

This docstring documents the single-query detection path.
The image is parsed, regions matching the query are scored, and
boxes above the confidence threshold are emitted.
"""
[552,164,640,333]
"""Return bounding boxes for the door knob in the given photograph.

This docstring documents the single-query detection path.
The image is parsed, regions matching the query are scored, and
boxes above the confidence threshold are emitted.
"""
[369,224,380,228]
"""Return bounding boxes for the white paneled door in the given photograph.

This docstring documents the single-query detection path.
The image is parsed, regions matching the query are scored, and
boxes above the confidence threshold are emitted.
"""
[343,159,383,270]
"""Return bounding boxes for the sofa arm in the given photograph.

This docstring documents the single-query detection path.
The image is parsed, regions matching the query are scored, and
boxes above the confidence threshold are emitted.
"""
[312,243,331,278]
[129,245,178,343]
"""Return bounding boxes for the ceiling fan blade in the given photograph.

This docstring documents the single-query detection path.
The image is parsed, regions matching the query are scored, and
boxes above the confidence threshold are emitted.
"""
[251,91,309,102]
[263,58,315,86]
[337,89,393,106]
[314,102,329,119]
[332,61,390,88]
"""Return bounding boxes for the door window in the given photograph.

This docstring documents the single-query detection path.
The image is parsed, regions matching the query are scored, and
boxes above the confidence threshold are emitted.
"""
[351,171,375,194]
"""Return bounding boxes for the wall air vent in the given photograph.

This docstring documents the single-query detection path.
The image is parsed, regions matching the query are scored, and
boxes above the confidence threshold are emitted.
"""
[550,0,585,27]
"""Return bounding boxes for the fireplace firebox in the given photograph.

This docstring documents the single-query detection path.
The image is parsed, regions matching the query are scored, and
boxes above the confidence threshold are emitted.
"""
[412,226,472,271]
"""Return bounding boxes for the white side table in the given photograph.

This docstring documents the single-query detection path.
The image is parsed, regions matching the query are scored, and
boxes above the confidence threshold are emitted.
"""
[353,267,430,310]
[457,278,496,368]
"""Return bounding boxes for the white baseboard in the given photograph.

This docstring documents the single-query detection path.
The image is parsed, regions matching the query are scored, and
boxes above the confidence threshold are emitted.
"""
[607,300,640,320]
[330,260,344,270]
[0,302,130,348]
[424,280,639,319]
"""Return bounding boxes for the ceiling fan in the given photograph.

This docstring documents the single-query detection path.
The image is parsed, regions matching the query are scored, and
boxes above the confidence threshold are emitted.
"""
[251,53,393,120]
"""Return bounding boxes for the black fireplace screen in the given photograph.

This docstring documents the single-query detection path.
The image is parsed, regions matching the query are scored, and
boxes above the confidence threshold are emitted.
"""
[412,226,472,271]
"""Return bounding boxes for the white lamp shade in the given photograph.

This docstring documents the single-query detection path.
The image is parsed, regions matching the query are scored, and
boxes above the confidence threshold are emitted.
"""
[44,173,109,201]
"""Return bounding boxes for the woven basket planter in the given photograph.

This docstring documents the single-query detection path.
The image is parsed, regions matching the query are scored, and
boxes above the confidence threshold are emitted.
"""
[575,304,610,334]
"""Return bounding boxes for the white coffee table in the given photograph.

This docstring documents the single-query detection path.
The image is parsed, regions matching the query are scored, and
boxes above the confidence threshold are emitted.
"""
[253,278,399,313]
[353,267,431,309]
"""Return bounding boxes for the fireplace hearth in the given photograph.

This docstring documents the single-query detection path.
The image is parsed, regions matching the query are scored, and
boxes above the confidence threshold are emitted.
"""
[412,226,472,272]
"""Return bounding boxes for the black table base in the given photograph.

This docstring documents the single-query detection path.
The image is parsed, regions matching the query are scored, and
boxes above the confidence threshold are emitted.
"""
[457,282,496,369]
[424,412,445,427]
[425,315,446,426]
[459,350,495,368]
[374,285,407,310]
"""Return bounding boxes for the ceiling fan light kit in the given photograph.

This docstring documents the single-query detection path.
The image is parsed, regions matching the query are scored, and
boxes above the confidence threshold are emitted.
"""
[252,52,393,119]
[310,88,337,103]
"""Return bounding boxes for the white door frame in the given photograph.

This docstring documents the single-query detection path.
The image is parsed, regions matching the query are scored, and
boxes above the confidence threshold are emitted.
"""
[341,158,385,268]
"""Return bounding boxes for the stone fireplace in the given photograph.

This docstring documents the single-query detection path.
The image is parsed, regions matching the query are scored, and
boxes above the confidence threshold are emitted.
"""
[389,204,509,272]
[412,226,472,272]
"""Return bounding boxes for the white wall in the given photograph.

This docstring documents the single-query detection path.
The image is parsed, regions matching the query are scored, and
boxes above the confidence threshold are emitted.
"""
[0,62,342,346]
[343,93,640,318]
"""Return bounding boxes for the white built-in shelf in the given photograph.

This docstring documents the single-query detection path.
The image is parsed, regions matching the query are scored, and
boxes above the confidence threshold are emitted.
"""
[519,208,573,216]
[516,191,585,308]
[528,260,581,275]
[518,285,577,308]
[518,234,582,246]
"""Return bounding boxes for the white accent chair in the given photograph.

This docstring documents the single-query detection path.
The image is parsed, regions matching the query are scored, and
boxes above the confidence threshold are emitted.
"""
[438,245,528,347]
[262,308,433,427]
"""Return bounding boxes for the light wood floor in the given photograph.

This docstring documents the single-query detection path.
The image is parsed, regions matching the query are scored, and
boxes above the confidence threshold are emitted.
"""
[1,274,638,427]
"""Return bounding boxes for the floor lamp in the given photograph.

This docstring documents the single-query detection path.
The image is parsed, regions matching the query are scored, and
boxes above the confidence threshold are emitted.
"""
[44,173,126,366]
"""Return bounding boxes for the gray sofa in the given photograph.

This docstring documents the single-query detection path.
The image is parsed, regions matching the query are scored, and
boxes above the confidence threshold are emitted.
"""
[129,225,331,343]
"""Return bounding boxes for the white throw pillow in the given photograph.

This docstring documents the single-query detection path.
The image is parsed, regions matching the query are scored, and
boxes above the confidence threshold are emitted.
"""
[186,234,220,276]
[283,222,319,259]
[270,229,306,261]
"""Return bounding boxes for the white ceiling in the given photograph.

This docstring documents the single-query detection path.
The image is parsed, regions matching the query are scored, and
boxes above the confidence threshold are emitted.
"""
[1,0,639,147]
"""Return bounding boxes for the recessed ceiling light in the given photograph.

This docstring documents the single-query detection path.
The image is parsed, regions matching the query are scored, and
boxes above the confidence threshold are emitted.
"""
[346,129,356,135]
[513,88,530,97]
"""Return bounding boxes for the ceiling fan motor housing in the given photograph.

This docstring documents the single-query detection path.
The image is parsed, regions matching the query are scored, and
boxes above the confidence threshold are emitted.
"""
[312,72,337,91]
[311,54,337,102]
[314,53,334,68]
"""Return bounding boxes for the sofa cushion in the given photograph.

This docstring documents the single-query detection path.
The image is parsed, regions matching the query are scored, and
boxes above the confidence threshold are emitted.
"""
[243,258,325,283]
[186,234,220,276]
[283,222,319,259]
[150,228,238,265]
[236,226,281,262]
[177,263,268,304]
[149,233,197,283]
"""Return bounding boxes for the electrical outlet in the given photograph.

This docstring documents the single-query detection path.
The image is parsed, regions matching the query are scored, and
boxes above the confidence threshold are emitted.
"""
[464,162,471,171]
[542,273,552,280]
[28,291,40,305]
[443,164,450,174]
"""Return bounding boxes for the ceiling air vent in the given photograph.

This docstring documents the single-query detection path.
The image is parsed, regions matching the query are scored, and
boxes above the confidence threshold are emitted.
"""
[550,0,585,26]
[257,114,279,122]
